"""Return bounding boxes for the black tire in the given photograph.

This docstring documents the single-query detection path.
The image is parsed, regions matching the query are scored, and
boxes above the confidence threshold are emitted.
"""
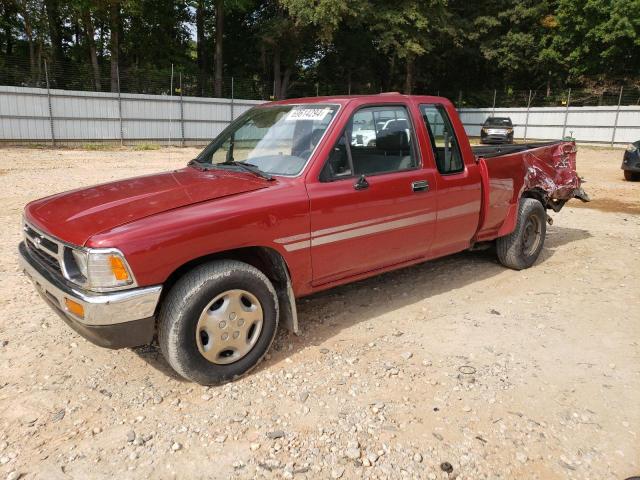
[624,170,640,181]
[496,198,547,270]
[158,260,279,385]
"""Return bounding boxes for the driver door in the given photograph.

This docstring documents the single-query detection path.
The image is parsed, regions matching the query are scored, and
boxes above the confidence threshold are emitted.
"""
[305,103,438,286]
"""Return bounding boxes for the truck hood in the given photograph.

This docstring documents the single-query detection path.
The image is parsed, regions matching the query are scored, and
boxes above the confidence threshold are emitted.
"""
[25,167,270,246]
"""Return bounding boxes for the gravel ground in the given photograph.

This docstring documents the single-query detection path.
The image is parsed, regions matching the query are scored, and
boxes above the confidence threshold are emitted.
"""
[0,145,638,480]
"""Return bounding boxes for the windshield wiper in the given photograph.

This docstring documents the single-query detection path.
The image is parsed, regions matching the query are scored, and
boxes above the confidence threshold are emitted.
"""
[187,158,209,170]
[220,160,274,181]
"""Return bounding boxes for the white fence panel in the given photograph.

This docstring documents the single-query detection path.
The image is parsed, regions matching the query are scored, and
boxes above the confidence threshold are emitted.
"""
[1,85,638,146]
[458,105,640,145]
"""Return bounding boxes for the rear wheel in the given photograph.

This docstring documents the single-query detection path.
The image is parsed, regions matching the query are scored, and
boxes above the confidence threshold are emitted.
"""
[158,260,279,385]
[496,198,546,270]
[624,170,640,181]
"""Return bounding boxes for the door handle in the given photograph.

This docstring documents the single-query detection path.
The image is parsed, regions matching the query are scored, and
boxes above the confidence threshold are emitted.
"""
[354,175,369,191]
[411,180,429,192]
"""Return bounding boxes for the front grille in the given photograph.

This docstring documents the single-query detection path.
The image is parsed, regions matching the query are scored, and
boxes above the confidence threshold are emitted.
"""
[26,239,61,271]
[23,221,64,276]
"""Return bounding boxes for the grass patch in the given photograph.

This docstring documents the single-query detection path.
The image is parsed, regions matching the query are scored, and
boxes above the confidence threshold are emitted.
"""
[133,143,161,151]
[82,143,116,151]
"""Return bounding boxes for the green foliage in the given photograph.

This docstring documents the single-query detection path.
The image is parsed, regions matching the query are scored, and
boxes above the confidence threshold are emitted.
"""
[133,142,161,150]
[550,0,640,81]
[0,0,637,98]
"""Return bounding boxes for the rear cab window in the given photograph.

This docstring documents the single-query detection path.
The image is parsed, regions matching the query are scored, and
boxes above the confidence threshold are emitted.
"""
[420,104,464,175]
[321,104,419,181]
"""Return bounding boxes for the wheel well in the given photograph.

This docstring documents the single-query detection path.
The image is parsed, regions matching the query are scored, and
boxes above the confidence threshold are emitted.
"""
[158,247,299,333]
[161,247,288,297]
[522,188,566,212]
[522,188,546,205]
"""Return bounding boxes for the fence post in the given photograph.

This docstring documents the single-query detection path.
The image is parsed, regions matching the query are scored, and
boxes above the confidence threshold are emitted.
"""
[457,90,462,106]
[524,90,532,142]
[44,60,55,147]
[179,72,185,147]
[116,64,123,146]
[230,76,235,121]
[561,88,571,140]
[611,86,623,147]
[491,89,496,116]
[169,64,174,147]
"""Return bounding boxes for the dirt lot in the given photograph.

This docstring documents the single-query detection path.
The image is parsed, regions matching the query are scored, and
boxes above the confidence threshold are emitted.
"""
[0,145,638,480]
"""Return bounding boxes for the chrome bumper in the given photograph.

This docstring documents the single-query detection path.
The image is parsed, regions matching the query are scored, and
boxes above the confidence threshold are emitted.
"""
[19,241,162,327]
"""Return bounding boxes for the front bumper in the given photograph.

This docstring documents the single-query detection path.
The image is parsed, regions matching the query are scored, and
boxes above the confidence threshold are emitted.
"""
[18,241,162,348]
[481,133,513,144]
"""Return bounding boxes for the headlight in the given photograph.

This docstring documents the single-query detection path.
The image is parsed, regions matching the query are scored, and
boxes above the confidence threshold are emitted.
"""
[507,128,513,133]
[627,143,638,153]
[65,248,135,291]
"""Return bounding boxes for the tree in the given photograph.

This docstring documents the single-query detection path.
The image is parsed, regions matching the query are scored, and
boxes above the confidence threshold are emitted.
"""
[108,0,120,91]
[44,0,66,83]
[549,0,640,83]
[195,0,208,95]
[0,0,637,100]
[282,0,448,94]
[214,0,223,96]
[72,0,102,90]
[367,0,448,93]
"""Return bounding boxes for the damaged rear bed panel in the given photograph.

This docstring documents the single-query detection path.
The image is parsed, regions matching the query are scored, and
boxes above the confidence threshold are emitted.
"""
[474,141,589,242]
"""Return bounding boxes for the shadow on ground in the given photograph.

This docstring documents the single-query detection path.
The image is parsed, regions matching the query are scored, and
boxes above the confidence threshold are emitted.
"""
[133,225,592,381]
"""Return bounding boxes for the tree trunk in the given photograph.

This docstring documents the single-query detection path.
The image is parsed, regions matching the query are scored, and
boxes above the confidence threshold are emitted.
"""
[44,0,65,84]
[404,56,414,95]
[109,0,121,93]
[36,41,43,85]
[81,9,101,91]
[387,56,396,92]
[546,71,551,97]
[273,46,281,100]
[196,0,206,96]
[3,4,14,56]
[280,67,291,99]
[214,0,224,97]
[18,3,36,83]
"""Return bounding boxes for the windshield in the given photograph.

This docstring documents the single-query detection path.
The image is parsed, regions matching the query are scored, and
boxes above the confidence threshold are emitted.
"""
[484,117,513,127]
[196,104,339,176]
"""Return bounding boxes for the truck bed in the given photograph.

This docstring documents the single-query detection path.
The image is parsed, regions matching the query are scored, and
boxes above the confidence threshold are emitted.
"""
[472,141,561,159]
[473,140,588,242]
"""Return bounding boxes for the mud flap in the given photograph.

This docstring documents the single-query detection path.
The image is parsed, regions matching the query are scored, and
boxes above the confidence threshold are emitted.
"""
[278,272,299,335]
[261,249,300,335]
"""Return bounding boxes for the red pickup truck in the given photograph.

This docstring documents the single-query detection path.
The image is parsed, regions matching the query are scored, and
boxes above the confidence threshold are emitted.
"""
[19,94,588,384]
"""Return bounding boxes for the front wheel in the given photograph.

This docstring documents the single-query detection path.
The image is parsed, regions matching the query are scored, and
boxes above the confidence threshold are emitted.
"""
[158,260,279,385]
[496,198,547,270]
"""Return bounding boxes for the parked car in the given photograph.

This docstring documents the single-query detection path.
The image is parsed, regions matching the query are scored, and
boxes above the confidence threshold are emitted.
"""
[622,141,640,181]
[480,117,514,144]
[19,94,589,385]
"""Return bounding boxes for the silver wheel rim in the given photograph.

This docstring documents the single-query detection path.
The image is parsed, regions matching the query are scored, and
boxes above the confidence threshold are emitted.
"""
[195,289,264,365]
[522,214,542,256]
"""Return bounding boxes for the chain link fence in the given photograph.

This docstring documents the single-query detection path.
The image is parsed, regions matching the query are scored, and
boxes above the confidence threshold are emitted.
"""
[1,56,639,146]
[2,56,640,106]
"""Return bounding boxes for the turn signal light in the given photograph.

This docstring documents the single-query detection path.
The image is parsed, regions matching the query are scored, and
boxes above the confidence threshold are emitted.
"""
[65,298,85,318]
[109,255,130,281]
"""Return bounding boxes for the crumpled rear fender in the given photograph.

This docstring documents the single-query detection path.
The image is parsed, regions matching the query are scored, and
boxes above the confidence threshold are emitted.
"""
[522,142,590,211]
[475,141,589,241]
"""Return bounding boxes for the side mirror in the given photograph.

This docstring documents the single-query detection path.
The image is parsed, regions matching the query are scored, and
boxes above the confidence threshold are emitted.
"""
[353,175,369,191]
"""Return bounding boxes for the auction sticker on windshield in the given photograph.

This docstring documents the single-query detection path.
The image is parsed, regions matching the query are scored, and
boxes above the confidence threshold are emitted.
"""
[285,106,332,122]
